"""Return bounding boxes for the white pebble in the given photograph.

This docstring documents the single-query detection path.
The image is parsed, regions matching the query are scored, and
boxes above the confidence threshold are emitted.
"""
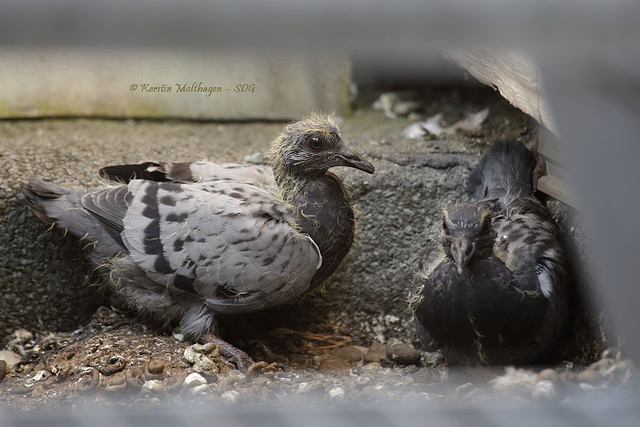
[183,372,207,388]
[220,390,243,405]
[73,366,94,376]
[183,347,197,364]
[32,370,50,382]
[532,380,556,400]
[142,380,167,393]
[328,387,345,400]
[186,384,209,396]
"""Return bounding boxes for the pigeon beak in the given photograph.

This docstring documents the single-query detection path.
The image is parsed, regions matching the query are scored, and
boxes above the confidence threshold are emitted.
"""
[334,146,375,174]
[452,238,476,275]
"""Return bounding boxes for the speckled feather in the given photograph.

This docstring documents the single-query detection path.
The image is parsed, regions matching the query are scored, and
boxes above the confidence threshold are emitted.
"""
[24,116,375,341]
[413,141,568,365]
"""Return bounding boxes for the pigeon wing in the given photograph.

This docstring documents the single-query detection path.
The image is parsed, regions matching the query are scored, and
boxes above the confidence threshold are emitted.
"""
[100,161,274,187]
[121,179,322,314]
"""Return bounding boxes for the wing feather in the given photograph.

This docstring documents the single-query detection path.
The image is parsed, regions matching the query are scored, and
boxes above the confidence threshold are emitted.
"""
[100,161,274,187]
[122,178,321,314]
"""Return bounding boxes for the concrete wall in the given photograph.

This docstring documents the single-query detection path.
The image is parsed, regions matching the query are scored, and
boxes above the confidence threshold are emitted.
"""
[0,49,351,120]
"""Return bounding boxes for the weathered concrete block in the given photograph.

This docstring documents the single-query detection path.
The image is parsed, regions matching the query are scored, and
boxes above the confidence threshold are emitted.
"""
[0,49,351,120]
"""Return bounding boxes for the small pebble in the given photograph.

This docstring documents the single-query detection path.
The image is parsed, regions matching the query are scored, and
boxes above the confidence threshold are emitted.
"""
[12,329,34,342]
[575,368,604,384]
[328,386,346,400]
[361,384,390,400]
[537,368,559,382]
[147,359,165,375]
[318,356,352,372]
[77,367,100,393]
[454,382,474,399]
[559,371,576,383]
[423,351,445,367]
[356,376,372,388]
[194,356,216,373]
[243,152,265,165]
[393,101,422,116]
[361,362,383,374]
[0,351,21,370]
[532,380,556,400]
[601,348,621,360]
[104,374,127,393]
[142,380,167,394]
[531,380,557,400]
[220,390,243,405]
[412,368,441,384]
[579,383,600,392]
[363,341,388,364]
[386,339,422,366]
[125,369,144,390]
[332,346,364,363]
[32,370,50,382]
[183,372,208,389]
[98,355,126,376]
[218,372,246,392]
[187,384,210,397]
[184,347,198,364]
[191,342,217,354]
[465,387,486,401]
[298,381,325,396]
[184,344,221,376]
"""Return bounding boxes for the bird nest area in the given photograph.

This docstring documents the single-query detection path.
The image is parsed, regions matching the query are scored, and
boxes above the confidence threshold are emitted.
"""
[0,84,631,411]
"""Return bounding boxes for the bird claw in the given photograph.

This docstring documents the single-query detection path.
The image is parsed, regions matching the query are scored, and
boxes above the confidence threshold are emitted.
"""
[199,333,255,373]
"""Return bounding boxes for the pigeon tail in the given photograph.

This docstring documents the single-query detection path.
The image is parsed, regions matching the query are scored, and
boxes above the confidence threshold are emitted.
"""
[466,140,536,207]
[23,178,126,258]
[24,178,86,226]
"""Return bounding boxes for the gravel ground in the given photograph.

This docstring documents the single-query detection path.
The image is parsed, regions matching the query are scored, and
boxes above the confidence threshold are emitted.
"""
[0,308,632,411]
[0,84,625,411]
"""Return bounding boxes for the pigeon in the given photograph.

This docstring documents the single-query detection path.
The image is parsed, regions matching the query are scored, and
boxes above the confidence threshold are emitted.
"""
[412,140,568,365]
[24,114,375,370]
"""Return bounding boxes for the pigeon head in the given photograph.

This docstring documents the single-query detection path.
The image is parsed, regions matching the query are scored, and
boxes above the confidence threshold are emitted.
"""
[441,204,495,275]
[270,114,375,183]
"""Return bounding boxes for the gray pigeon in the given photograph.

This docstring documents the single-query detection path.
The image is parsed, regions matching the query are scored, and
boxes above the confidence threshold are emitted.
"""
[412,141,568,365]
[24,115,375,370]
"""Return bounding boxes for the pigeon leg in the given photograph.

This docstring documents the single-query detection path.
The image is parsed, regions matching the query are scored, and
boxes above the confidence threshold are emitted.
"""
[199,333,255,372]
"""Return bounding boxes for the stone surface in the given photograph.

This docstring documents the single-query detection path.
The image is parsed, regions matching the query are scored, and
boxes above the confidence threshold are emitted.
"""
[363,341,388,364]
[331,346,364,363]
[386,338,422,366]
[0,49,351,120]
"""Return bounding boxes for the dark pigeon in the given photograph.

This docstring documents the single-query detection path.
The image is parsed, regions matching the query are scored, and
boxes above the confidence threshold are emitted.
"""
[412,141,568,365]
[24,114,375,371]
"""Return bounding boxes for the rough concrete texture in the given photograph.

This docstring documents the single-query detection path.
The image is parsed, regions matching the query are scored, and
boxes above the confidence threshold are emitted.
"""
[0,85,607,364]
[0,49,351,120]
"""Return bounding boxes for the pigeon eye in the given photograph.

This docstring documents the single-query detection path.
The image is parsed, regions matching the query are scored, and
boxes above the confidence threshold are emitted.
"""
[308,136,323,151]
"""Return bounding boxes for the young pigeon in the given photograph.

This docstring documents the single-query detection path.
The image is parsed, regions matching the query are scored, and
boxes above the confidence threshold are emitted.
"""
[24,115,375,370]
[412,141,568,365]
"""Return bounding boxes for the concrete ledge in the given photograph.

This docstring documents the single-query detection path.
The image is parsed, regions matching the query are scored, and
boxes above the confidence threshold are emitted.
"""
[0,49,351,120]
